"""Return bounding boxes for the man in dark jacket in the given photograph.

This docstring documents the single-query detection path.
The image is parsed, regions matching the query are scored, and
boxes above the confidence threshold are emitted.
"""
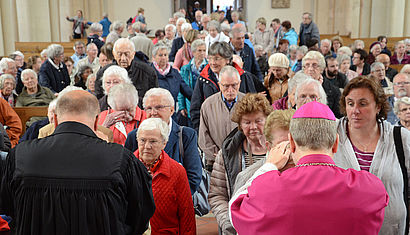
[95,38,158,106]
[0,90,155,234]
[230,26,263,81]
[124,88,202,195]
[87,22,105,54]
[298,12,320,46]
[323,56,348,89]
[39,44,71,93]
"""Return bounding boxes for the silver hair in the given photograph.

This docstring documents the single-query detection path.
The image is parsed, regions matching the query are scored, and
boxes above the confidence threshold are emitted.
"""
[337,46,353,56]
[48,98,58,111]
[303,12,313,19]
[152,42,170,57]
[90,22,103,32]
[0,74,16,89]
[321,39,332,47]
[302,51,326,69]
[85,73,96,89]
[112,21,124,31]
[132,22,141,32]
[137,118,169,142]
[86,43,97,51]
[231,11,239,17]
[289,44,298,52]
[165,24,176,33]
[10,51,24,59]
[254,45,264,51]
[229,25,245,38]
[287,71,311,94]
[102,65,132,95]
[290,118,337,150]
[113,38,135,53]
[295,78,328,106]
[208,20,221,33]
[47,44,64,60]
[201,14,210,21]
[219,65,241,82]
[394,97,410,115]
[191,39,206,52]
[370,62,384,72]
[0,58,14,73]
[21,69,38,82]
[296,45,308,54]
[370,43,381,53]
[395,40,405,50]
[181,22,192,33]
[336,54,351,66]
[107,83,139,110]
[221,23,230,32]
[354,40,364,49]
[208,42,233,61]
[40,49,48,58]
[174,12,185,19]
[143,87,174,108]
[176,17,187,26]
[401,64,410,73]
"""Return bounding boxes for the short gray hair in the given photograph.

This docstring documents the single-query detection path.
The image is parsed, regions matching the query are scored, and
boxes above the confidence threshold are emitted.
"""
[295,78,328,105]
[102,65,132,94]
[321,39,331,46]
[337,46,352,56]
[21,69,38,82]
[165,24,176,33]
[208,42,233,61]
[219,65,240,82]
[229,25,245,38]
[201,14,210,21]
[296,45,308,55]
[47,44,64,60]
[0,58,14,73]
[113,38,135,53]
[254,45,264,51]
[107,83,139,110]
[394,97,410,115]
[289,44,298,52]
[336,54,351,66]
[302,51,326,70]
[181,22,192,33]
[290,118,337,150]
[176,17,187,26]
[0,74,16,89]
[401,64,410,73]
[86,73,96,89]
[86,43,97,51]
[132,22,141,32]
[174,12,185,19]
[370,62,384,72]
[10,51,24,59]
[287,72,311,94]
[191,39,206,52]
[152,42,170,57]
[395,40,405,50]
[303,12,313,19]
[40,49,48,58]
[354,40,364,49]
[143,88,174,108]
[90,22,103,32]
[112,21,124,31]
[137,118,169,142]
[208,20,221,33]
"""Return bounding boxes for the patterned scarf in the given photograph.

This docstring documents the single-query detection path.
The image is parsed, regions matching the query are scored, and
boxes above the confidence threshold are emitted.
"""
[137,150,164,175]
[153,61,171,76]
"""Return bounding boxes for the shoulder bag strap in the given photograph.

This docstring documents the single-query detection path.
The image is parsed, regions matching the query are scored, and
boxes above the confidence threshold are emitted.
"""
[179,126,184,161]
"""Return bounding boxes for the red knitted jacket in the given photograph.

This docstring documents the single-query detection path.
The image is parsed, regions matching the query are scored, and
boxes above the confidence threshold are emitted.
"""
[134,150,196,235]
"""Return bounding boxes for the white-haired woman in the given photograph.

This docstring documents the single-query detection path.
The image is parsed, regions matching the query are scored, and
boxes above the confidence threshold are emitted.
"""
[0,74,17,107]
[85,73,97,96]
[337,54,358,81]
[391,41,410,65]
[161,24,176,50]
[205,20,230,54]
[16,69,55,107]
[98,65,132,111]
[134,118,195,234]
[106,21,124,44]
[39,44,71,94]
[394,97,410,130]
[98,83,146,145]
[302,50,342,117]
[272,71,310,110]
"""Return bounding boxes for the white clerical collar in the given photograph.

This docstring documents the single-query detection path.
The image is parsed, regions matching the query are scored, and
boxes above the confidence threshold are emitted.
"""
[48,58,63,70]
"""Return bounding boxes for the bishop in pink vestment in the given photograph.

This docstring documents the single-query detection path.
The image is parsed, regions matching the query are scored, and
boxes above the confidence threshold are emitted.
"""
[229,101,389,235]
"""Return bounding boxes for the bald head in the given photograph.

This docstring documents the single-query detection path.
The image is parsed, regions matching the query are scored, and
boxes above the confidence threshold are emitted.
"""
[375,53,391,70]
[56,90,100,122]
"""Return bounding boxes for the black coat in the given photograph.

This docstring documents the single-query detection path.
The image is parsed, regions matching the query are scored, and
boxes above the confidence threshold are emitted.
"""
[0,121,155,235]
[322,78,342,118]
[87,34,105,53]
[95,60,158,107]
[169,37,184,62]
[350,63,371,76]
[322,71,348,89]
[39,60,71,93]
[239,43,263,81]
[190,63,267,131]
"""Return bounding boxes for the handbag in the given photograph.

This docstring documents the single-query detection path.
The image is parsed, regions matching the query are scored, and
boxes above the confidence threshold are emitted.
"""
[179,126,211,216]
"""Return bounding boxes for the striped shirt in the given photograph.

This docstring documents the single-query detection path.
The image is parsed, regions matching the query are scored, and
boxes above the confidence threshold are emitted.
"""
[352,143,374,171]
[243,151,265,168]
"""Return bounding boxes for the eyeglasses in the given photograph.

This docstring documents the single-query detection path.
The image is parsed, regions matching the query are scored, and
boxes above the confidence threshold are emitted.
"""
[240,118,265,128]
[116,51,132,58]
[297,94,320,102]
[208,56,225,62]
[393,82,410,86]
[145,105,171,113]
[400,107,410,112]
[137,138,162,146]
[219,82,240,89]
[303,63,319,69]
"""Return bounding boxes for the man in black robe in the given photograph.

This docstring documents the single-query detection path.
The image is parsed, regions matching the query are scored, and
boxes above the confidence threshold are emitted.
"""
[0,90,155,235]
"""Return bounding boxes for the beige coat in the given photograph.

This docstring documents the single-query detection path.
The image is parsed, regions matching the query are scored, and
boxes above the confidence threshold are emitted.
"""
[198,92,245,166]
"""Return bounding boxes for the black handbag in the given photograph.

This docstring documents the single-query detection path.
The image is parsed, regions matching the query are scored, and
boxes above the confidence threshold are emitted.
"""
[179,126,211,216]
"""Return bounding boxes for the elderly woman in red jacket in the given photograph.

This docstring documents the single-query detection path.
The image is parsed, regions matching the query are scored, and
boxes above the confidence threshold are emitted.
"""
[98,83,146,146]
[134,118,196,235]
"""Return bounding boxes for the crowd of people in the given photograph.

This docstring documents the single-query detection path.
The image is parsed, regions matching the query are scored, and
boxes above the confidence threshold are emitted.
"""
[0,2,410,234]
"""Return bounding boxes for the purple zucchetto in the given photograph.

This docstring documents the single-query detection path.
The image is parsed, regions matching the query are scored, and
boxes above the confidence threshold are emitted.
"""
[292,101,336,121]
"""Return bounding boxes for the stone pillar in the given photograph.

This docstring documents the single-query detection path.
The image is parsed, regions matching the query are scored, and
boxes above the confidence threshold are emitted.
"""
[359,0,372,37]
[0,0,18,55]
[350,0,361,38]
[405,0,410,36]
[388,0,405,37]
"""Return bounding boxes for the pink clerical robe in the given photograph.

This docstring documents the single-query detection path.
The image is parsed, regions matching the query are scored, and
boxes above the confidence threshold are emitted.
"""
[230,154,389,235]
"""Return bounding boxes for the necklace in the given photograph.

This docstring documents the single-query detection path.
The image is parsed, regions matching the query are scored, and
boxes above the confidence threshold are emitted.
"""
[296,162,336,167]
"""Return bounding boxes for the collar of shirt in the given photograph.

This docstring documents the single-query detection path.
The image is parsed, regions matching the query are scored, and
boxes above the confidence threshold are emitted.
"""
[168,117,173,137]
[230,42,242,55]
[48,58,63,70]
[221,93,238,109]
